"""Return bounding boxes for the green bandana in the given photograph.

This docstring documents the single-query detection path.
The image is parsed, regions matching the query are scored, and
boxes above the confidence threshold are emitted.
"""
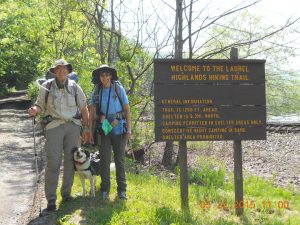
[101,119,113,135]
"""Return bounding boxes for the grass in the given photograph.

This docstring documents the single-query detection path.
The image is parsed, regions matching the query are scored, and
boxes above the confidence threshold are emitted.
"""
[55,157,300,225]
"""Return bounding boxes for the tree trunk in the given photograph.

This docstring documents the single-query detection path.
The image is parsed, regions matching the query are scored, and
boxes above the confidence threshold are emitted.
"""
[162,141,174,167]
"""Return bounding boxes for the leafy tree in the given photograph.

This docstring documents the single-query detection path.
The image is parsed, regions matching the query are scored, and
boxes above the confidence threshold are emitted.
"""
[155,0,300,166]
[203,11,300,117]
[0,0,46,94]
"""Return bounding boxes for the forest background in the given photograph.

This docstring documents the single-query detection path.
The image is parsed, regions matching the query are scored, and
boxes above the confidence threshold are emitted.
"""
[1,0,300,150]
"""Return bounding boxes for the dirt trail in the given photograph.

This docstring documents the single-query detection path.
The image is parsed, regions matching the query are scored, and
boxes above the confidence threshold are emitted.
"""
[0,109,42,225]
[0,91,54,225]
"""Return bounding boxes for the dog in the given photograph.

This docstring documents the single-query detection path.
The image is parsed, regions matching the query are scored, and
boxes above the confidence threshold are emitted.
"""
[72,147,100,197]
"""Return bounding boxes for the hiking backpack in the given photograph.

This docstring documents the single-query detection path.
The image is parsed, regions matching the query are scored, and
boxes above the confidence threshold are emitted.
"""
[92,80,125,117]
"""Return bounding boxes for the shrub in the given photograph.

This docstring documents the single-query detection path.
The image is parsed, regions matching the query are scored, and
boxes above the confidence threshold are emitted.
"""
[188,157,226,188]
[27,81,39,102]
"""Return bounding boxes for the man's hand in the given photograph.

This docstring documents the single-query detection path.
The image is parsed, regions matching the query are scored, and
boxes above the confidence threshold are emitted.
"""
[81,130,90,144]
[88,131,94,144]
[28,106,40,117]
[125,130,131,140]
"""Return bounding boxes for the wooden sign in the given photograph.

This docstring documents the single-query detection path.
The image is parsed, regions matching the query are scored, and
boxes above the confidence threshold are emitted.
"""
[154,59,266,141]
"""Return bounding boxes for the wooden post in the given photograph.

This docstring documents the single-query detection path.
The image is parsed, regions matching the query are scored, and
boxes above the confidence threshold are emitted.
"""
[234,140,243,215]
[179,140,189,210]
[231,47,244,216]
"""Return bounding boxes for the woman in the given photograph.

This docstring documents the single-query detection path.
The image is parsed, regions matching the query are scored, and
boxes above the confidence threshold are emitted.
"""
[89,65,131,200]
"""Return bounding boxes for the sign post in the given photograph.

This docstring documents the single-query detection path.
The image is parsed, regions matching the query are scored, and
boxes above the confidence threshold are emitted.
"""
[179,140,188,210]
[231,48,244,216]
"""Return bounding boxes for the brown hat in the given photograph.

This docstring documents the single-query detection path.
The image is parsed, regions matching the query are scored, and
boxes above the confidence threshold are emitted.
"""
[49,59,73,73]
[92,64,118,81]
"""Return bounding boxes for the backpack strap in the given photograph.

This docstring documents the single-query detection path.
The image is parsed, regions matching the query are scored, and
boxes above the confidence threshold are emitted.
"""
[113,81,124,109]
[72,82,78,107]
[93,81,124,117]
[70,81,80,118]
[44,81,53,111]
[93,83,101,116]
[44,78,78,112]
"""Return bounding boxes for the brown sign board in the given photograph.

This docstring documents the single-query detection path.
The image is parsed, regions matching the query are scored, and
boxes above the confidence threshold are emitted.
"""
[155,126,266,141]
[155,84,265,105]
[154,59,265,84]
[154,59,266,141]
[155,106,266,124]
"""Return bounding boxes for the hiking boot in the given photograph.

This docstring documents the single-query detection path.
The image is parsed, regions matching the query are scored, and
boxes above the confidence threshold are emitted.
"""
[118,191,127,200]
[62,195,74,202]
[101,191,109,200]
[47,200,56,211]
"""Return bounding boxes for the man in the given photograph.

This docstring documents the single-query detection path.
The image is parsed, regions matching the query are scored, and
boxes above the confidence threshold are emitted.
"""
[37,70,79,85]
[28,59,89,211]
[89,65,131,200]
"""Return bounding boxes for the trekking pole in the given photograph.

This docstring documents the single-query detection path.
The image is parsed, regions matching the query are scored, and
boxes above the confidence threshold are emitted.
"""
[32,117,42,217]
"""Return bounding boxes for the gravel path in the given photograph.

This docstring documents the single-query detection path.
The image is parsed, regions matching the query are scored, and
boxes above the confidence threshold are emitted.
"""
[0,109,39,225]
[0,108,56,225]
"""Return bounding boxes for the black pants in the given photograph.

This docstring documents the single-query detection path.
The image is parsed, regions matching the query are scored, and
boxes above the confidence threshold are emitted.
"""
[99,133,127,193]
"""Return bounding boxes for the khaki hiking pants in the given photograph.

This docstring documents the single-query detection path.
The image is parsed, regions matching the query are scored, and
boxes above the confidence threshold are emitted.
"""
[44,122,80,202]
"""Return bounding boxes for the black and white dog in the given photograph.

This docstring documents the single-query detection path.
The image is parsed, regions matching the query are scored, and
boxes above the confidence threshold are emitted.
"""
[72,147,101,197]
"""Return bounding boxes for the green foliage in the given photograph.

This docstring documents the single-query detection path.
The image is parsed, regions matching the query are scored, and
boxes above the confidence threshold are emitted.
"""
[27,81,39,102]
[267,71,300,116]
[204,11,300,117]
[0,83,8,97]
[187,157,226,188]
[58,215,73,225]
[0,86,16,98]
[243,176,292,200]
[54,167,300,225]
[130,120,154,151]
[0,0,47,91]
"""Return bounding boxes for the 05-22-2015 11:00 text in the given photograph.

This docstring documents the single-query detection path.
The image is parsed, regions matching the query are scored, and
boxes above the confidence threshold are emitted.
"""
[199,200,289,209]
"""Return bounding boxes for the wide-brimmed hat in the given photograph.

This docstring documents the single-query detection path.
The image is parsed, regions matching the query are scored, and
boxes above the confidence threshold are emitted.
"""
[49,59,73,73]
[92,64,118,82]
